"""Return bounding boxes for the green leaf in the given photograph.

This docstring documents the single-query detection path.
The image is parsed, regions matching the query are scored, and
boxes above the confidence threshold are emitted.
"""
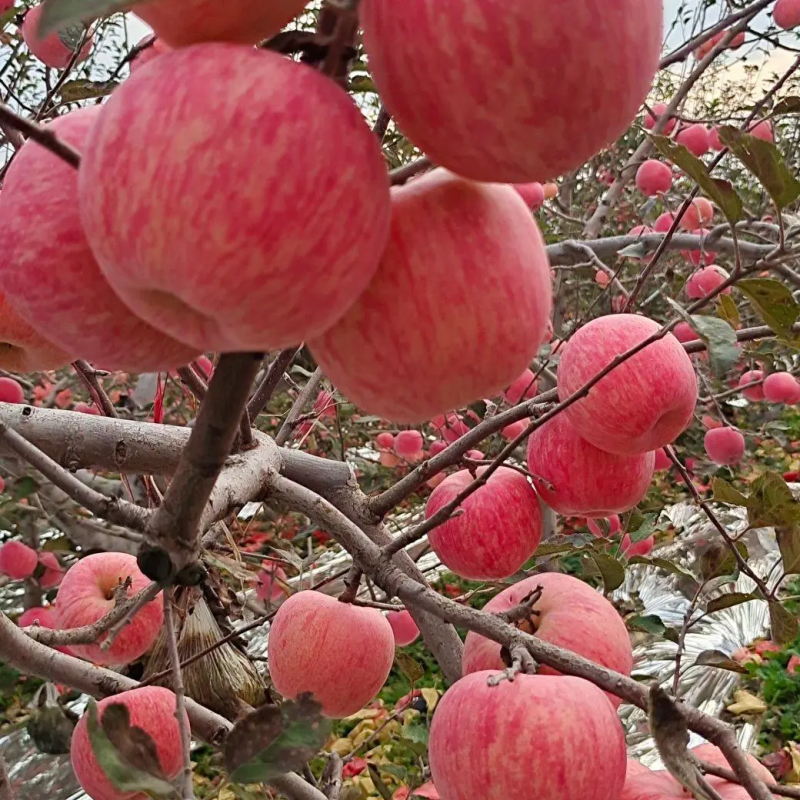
[619,242,648,259]
[651,134,743,223]
[712,477,749,507]
[394,652,424,684]
[770,601,799,645]
[368,765,395,800]
[716,295,740,329]
[747,471,800,529]
[39,0,137,36]
[13,476,37,499]
[56,20,87,50]
[719,126,800,209]
[42,536,71,551]
[628,556,697,582]
[626,614,668,635]
[694,649,749,673]
[628,513,657,543]
[700,541,740,581]
[736,279,800,344]
[591,553,625,592]
[533,541,583,558]
[85,700,178,798]
[777,527,800,574]
[59,78,117,102]
[225,695,332,785]
[688,316,740,378]
[706,592,759,614]
[773,97,800,115]
[402,724,429,745]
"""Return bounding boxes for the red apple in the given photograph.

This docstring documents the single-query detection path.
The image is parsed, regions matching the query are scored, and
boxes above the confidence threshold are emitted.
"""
[738,369,765,401]
[268,591,395,717]
[395,430,425,459]
[676,124,711,157]
[387,609,420,647]
[635,160,672,196]
[429,671,627,800]
[361,0,662,183]
[255,562,287,603]
[22,4,93,69]
[621,533,655,557]
[71,687,187,800]
[654,212,676,233]
[309,169,552,422]
[503,368,538,405]
[749,120,775,142]
[129,33,170,74]
[704,427,746,465]
[558,314,698,455]
[527,413,655,515]
[0,377,24,404]
[0,290,71,372]
[763,372,800,404]
[38,551,64,589]
[79,44,391,354]
[653,448,672,471]
[462,573,633,706]
[644,102,677,134]
[425,466,542,580]
[587,515,621,537]
[514,182,545,210]
[55,553,163,666]
[685,266,731,299]
[775,0,800,28]
[0,540,37,580]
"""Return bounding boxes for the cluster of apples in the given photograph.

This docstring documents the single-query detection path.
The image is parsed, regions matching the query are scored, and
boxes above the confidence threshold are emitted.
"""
[0,539,62,585]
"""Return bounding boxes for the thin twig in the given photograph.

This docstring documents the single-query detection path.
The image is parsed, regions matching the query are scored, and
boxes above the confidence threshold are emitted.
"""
[276,367,324,447]
[101,582,164,652]
[72,360,118,418]
[247,347,301,420]
[0,101,80,168]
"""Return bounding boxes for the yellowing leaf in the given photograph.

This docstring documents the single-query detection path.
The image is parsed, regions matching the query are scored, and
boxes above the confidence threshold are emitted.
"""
[726,690,768,715]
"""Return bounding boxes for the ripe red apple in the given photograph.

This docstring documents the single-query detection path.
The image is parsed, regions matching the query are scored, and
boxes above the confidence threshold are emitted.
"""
[375,432,395,451]
[0,107,202,373]
[676,124,711,157]
[709,127,724,151]
[672,322,699,344]
[129,34,170,74]
[527,413,655,516]
[71,687,187,800]
[429,671,627,800]
[79,44,391,354]
[705,427,746,465]
[268,591,395,717]
[685,266,731,299]
[425,466,542,580]
[395,430,425,459]
[749,120,775,142]
[501,420,528,441]
[504,368,538,405]
[255,562,287,603]
[387,609,420,647]
[514,182,545,210]
[654,212,676,233]
[22,4,93,69]
[693,197,715,226]
[38,551,64,589]
[621,533,655,557]
[462,573,633,703]
[644,102,677,134]
[134,0,308,46]
[393,782,439,800]
[0,377,24,404]
[432,413,471,444]
[0,290,71,372]
[682,231,718,267]
[587,515,621,537]
[635,160,672,196]
[738,369,765,401]
[310,169,552,422]
[596,270,611,287]
[0,540,37,580]
[360,0,662,182]
[18,605,55,628]
[557,314,698,455]
[55,553,163,666]
[775,0,800,29]
[621,744,773,800]
[764,372,800,404]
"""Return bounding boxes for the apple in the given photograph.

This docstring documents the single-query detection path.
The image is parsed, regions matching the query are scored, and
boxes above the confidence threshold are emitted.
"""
[514,182,545,210]
[425,466,542,580]
[71,687,187,800]
[621,744,773,800]
[268,591,395,717]
[705,427,746,465]
[309,169,552,422]
[763,372,800,404]
[38,551,64,589]
[587,515,621,537]
[79,44,391,354]
[738,369,765,401]
[644,102,677,134]
[432,413,471,444]
[676,124,711,157]
[255,562,287,603]
[375,432,395,451]
[557,314,698,455]
[671,322,699,344]
[22,4,93,69]
[527,413,655,515]
[654,212,676,233]
[0,540,38,580]
[596,270,611,287]
[129,34,170,74]
[55,553,163,666]
[749,120,775,142]
[709,127,724,151]
[685,266,731,299]
[775,0,800,29]
[134,0,309,46]
[682,231,718,268]
[393,782,440,800]
[621,533,655,557]
[18,605,55,628]
[0,377,24,404]
[462,572,633,705]
[395,430,425,459]
[635,160,672,196]
[0,106,202,373]
[504,368,538,405]
[429,671,627,800]
[387,609,420,647]
[543,182,559,200]
[360,0,662,182]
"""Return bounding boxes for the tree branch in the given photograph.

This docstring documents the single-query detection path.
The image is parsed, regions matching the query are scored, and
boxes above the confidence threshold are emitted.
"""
[248,347,301,419]
[0,101,81,168]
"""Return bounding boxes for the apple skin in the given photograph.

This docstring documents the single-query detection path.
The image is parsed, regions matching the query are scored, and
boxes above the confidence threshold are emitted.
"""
[749,120,774,142]
[0,107,202,373]
[557,314,698,455]
[676,124,711,157]
[55,553,163,666]
[310,169,552,423]
[644,103,677,134]
[129,34,170,74]
[635,160,672,196]
[738,369,765,401]
[71,687,187,800]
[685,266,731,299]
[763,372,800,404]
[705,427,746,465]
[387,610,420,647]
[22,4,93,69]
[527,413,655,516]
[462,573,632,706]
[0,377,23,404]
[621,533,655,557]
[429,671,627,800]
[621,744,773,800]
[425,466,542,580]
[18,604,73,655]
[361,0,661,183]
[504,368,538,404]
[654,448,672,471]
[268,591,395,718]
[514,183,545,210]
[38,551,64,589]
[395,430,425,459]
[0,540,38,580]
[134,0,309,46]
[79,44,391,354]
[775,0,800,29]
